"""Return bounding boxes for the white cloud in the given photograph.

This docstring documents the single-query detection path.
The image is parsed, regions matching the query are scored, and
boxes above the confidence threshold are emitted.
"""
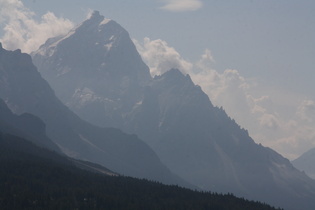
[297,100,315,123]
[185,48,315,160]
[0,0,74,53]
[192,50,255,127]
[194,52,315,160]
[159,0,203,12]
[133,37,193,76]
[134,37,315,160]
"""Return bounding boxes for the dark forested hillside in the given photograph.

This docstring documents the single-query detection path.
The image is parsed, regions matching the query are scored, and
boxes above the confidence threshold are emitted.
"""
[0,133,281,210]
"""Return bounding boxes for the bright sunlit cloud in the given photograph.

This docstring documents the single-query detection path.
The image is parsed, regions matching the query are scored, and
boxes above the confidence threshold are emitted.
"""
[0,0,74,53]
[133,37,193,76]
[159,0,203,12]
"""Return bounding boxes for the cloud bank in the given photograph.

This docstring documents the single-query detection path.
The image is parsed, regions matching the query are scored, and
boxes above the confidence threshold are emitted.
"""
[0,0,74,53]
[133,37,193,76]
[134,37,315,160]
[159,0,203,12]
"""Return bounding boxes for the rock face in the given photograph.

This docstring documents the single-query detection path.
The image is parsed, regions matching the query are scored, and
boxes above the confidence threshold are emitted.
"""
[31,11,315,210]
[0,43,189,187]
[292,148,315,179]
[32,11,151,129]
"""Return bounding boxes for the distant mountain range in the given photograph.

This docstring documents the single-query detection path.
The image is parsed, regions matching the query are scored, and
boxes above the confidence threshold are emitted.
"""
[292,148,315,179]
[0,44,280,210]
[30,11,315,210]
[0,10,314,210]
[0,43,188,187]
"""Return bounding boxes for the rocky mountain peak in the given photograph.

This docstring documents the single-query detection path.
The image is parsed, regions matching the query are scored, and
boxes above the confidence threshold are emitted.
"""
[32,11,151,106]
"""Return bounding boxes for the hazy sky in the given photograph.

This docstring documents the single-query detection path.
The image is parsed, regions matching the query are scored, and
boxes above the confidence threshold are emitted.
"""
[0,0,314,160]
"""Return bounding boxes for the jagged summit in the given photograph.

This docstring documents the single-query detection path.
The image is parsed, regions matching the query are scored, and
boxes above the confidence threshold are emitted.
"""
[157,68,185,79]
[32,11,151,126]
[33,10,151,78]
[34,11,121,59]
[155,68,195,86]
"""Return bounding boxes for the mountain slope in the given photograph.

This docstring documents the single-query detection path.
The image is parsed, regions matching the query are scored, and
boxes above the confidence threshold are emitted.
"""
[0,97,116,176]
[31,12,315,210]
[0,133,281,210]
[32,11,151,128]
[292,148,315,179]
[0,98,60,152]
[126,69,315,210]
[0,43,189,187]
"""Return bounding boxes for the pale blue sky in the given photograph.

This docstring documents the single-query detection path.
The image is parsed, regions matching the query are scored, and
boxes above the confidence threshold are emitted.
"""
[1,0,315,159]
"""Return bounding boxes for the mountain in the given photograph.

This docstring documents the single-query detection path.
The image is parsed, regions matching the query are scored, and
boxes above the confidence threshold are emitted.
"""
[0,133,281,210]
[0,98,60,152]
[292,148,315,179]
[31,11,315,210]
[0,43,189,187]
[125,69,315,210]
[32,11,150,129]
[0,97,116,176]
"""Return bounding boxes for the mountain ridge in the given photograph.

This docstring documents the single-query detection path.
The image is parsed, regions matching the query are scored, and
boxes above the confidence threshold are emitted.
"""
[30,11,315,210]
[0,43,190,188]
[292,148,315,179]
[0,98,61,153]
[32,11,151,128]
